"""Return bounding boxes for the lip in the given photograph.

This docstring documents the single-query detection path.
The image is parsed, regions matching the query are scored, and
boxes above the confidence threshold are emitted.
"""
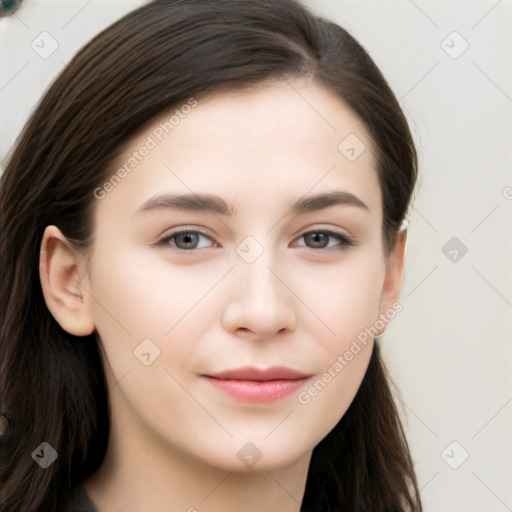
[203,366,311,404]
[208,366,310,381]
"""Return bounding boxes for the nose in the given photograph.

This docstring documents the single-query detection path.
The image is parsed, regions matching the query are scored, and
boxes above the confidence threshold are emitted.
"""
[221,251,298,340]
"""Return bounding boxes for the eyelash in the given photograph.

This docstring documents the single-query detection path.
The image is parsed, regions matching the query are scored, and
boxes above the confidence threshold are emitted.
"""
[155,228,355,255]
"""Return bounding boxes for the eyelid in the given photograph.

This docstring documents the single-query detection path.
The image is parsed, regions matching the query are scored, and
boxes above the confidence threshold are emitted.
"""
[293,229,355,249]
[152,226,216,252]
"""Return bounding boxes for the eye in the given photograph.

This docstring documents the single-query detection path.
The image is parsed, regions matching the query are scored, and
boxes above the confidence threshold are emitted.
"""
[154,228,355,255]
[155,229,215,254]
[296,230,355,250]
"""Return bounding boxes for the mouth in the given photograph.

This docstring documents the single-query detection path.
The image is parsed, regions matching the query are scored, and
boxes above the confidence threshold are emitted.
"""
[202,366,311,404]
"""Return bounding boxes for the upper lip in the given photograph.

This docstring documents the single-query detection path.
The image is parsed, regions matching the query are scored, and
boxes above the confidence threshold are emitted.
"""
[205,366,310,381]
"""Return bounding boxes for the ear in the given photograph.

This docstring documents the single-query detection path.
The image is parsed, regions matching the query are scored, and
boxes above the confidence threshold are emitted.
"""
[376,228,408,335]
[39,225,95,336]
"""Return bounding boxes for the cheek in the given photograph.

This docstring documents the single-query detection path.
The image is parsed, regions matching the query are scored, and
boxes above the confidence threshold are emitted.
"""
[296,340,373,449]
[87,242,225,373]
[296,248,385,352]
[291,248,383,431]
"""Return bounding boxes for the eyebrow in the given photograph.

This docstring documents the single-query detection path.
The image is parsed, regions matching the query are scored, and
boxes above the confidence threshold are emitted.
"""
[134,190,370,218]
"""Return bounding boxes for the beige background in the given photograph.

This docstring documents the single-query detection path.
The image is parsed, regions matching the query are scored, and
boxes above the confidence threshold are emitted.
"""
[1,1,511,510]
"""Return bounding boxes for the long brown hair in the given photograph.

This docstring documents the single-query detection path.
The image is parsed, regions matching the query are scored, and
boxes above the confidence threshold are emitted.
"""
[0,1,421,510]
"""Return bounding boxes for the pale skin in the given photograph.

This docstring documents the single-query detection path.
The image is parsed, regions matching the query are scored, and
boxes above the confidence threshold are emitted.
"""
[39,79,407,512]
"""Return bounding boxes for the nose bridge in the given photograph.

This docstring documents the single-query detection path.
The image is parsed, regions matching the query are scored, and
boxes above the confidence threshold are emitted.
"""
[222,235,297,337]
[237,236,282,304]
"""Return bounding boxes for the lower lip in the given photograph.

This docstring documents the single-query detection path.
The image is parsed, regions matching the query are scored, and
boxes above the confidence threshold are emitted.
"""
[204,377,308,404]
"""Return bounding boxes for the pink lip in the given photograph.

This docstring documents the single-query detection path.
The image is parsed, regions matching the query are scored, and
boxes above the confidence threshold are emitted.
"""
[203,366,311,404]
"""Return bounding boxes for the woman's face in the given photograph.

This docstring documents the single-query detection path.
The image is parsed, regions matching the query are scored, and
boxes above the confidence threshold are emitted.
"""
[79,80,403,472]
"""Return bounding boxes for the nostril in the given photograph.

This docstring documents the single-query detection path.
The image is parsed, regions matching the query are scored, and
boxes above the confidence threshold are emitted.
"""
[0,0,23,17]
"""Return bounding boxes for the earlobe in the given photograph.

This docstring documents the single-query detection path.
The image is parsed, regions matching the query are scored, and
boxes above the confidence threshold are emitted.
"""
[39,225,95,336]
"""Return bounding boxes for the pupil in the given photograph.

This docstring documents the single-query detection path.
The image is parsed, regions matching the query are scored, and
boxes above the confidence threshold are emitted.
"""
[306,232,328,248]
[177,233,198,248]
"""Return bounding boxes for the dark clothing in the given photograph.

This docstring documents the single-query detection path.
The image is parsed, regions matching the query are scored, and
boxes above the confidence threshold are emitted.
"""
[62,485,99,512]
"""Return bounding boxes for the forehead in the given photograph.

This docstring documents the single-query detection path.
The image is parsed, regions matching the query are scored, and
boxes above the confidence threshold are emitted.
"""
[96,80,381,221]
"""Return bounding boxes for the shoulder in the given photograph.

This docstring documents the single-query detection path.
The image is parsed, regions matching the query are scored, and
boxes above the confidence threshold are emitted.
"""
[61,485,100,512]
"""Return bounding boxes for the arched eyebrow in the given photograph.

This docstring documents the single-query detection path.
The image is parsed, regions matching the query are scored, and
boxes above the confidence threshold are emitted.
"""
[288,190,370,215]
[133,192,235,217]
[133,190,370,218]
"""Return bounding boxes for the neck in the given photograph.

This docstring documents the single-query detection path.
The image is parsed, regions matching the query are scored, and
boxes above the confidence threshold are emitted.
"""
[84,442,310,512]
[83,390,311,512]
